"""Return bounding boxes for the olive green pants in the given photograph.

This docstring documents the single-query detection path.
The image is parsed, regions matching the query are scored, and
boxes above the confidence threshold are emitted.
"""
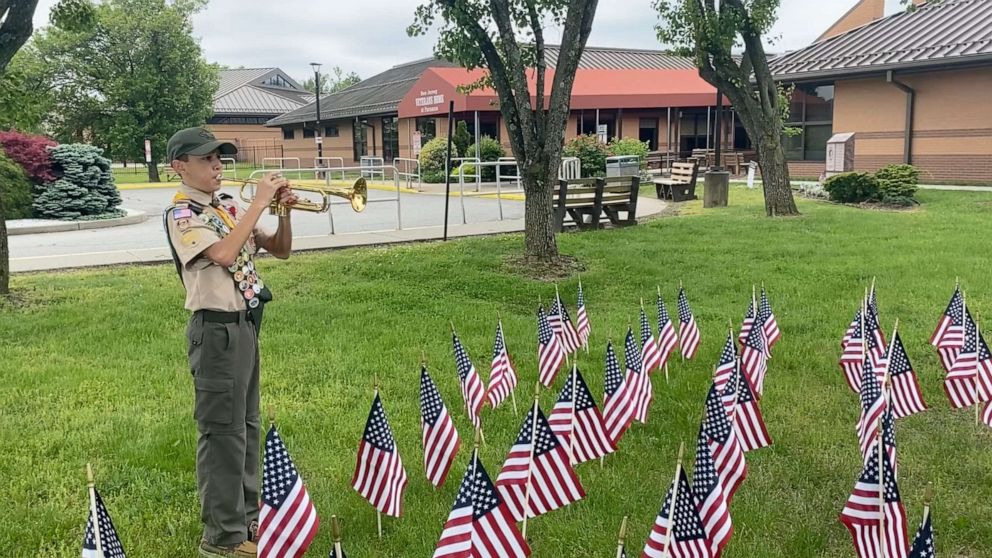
[186,311,260,546]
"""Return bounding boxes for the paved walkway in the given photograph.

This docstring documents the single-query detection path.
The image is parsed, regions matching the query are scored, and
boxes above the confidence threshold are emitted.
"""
[10,186,667,273]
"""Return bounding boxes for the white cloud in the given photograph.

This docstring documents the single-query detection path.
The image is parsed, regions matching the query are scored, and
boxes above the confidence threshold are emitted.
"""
[29,0,909,80]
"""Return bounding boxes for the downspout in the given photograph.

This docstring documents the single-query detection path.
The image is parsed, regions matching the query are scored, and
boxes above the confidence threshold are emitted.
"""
[886,70,915,165]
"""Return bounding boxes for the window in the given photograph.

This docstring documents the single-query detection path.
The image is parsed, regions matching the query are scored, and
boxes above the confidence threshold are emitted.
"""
[784,84,834,161]
[576,110,615,141]
[282,128,295,140]
[416,117,436,143]
[324,125,339,138]
[353,120,368,161]
[303,128,315,139]
[382,117,399,162]
[639,117,658,151]
[264,74,295,89]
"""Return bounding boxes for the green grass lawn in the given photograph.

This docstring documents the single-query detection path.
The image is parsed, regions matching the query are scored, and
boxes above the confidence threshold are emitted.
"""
[112,164,264,184]
[3,188,991,557]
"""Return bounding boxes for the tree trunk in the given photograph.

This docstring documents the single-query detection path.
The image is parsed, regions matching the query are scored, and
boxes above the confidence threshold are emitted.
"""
[521,158,559,261]
[147,160,160,182]
[0,190,9,296]
[756,135,798,217]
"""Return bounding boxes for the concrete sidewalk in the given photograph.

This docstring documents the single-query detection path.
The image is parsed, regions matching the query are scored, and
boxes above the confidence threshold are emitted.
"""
[11,196,668,273]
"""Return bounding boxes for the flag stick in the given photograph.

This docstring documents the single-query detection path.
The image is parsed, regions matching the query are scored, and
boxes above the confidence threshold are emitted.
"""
[567,363,579,465]
[376,510,382,540]
[615,515,629,558]
[661,442,685,558]
[877,416,886,558]
[86,463,104,558]
[861,289,868,363]
[976,311,982,427]
[332,515,344,557]
[679,280,685,364]
[923,481,933,524]
[521,383,542,539]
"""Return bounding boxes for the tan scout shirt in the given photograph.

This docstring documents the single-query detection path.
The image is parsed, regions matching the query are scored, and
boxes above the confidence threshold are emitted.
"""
[167,184,265,312]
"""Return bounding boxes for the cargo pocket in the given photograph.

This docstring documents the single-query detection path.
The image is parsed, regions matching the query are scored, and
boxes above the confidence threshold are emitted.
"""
[193,377,234,425]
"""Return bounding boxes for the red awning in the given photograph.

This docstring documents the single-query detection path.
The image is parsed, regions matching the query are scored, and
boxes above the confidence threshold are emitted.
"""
[398,66,723,118]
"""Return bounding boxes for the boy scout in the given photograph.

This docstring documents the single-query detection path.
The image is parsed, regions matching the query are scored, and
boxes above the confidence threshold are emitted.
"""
[164,127,296,557]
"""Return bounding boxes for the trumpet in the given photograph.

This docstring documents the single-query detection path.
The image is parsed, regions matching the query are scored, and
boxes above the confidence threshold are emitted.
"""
[229,175,368,216]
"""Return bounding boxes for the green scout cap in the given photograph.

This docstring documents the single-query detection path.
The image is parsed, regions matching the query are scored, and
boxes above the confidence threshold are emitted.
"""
[167,127,238,162]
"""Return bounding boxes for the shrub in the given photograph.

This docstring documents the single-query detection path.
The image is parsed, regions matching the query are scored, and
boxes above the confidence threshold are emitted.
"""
[607,137,649,169]
[34,143,121,220]
[0,149,34,219]
[453,120,471,160]
[823,172,880,204]
[0,130,57,184]
[563,134,607,178]
[466,135,505,181]
[874,164,919,206]
[419,136,451,183]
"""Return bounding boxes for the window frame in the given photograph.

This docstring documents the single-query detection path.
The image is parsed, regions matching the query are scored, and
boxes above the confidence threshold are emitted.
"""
[784,83,834,162]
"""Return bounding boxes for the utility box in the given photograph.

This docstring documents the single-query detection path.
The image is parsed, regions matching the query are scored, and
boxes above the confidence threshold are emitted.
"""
[606,155,640,178]
[825,132,856,178]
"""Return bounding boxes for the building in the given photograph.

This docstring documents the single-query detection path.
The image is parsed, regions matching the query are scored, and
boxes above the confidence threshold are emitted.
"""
[266,47,735,169]
[770,0,992,183]
[208,68,314,164]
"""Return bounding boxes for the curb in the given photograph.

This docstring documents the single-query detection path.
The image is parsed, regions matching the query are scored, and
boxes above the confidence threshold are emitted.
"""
[7,209,150,236]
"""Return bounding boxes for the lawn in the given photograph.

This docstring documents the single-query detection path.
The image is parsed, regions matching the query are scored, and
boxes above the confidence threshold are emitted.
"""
[2,187,991,557]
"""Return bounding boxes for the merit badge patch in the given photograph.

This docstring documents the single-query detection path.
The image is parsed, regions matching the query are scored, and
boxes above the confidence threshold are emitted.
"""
[172,207,193,220]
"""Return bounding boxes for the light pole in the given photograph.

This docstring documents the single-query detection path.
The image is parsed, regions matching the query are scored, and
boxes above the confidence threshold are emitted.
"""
[310,62,323,162]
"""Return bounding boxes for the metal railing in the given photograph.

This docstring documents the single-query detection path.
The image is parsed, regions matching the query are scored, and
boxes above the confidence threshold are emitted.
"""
[559,157,581,180]
[455,160,530,224]
[360,156,385,180]
[451,157,481,192]
[314,157,345,180]
[246,165,402,235]
[262,157,302,179]
[220,157,237,179]
[393,158,422,190]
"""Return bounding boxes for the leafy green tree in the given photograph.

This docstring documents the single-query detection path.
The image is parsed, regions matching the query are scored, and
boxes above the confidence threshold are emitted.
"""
[301,66,362,95]
[409,0,599,263]
[655,0,799,216]
[34,0,217,182]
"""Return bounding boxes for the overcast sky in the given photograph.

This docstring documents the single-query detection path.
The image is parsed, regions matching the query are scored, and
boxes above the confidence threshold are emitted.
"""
[32,0,907,83]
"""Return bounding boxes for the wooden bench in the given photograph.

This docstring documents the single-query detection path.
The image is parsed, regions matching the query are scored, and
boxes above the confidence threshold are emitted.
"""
[722,152,745,175]
[599,176,640,227]
[553,176,640,231]
[652,161,699,202]
[553,178,604,232]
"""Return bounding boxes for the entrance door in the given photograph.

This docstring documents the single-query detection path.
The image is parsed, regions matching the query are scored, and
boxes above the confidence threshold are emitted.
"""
[382,117,399,162]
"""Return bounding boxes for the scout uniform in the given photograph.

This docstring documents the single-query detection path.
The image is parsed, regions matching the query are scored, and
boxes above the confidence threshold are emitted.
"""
[163,128,273,555]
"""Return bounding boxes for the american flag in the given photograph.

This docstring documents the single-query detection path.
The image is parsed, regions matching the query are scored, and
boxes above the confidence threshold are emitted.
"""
[700,383,747,503]
[487,321,518,409]
[721,362,772,452]
[839,436,909,558]
[880,406,898,478]
[740,319,769,397]
[82,490,126,558]
[603,340,636,445]
[550,292,582,354]
[641,306,663,374]
[908,508,935,558]
[856,355,887,463]
[496,405,585,521]
[657,294,679,369]
[420,366,461,488]
[642,463,714,558]
[433,450,531,558]
[758,287,781,351]
[537,306,566,387]
[713,330,737,395]
[841,298,887,393]
[692,433,733,557]
[885,331,928,419]
[576,282,591,347]
[453,332,486,428]
[983,402,992,429]
[548,366,616,464]
[625,327,653,423]
[352,393,408,518]
[931,287,966,372]
[678,288,701,360]
[259,426,319,557]
[944,312,980,409]
[738,299,754,347]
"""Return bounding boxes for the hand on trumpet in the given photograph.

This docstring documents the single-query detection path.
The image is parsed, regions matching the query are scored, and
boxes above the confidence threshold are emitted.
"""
[275,186,299,211]
[251,172,290,207]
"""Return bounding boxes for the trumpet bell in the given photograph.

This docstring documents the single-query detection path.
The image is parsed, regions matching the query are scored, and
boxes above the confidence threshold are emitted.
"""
[350,177,368,212]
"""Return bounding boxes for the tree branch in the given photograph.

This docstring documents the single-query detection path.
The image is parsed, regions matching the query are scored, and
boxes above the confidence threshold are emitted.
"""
[488,0,537,150]
[0,0,41,73]
[546,0,598,151]
[525,0,545,141]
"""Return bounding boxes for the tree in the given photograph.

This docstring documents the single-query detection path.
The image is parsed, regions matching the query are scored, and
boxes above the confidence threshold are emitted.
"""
[409,0,599,263]
[301,66,362,95]
[655,0,799,216]
[34,0,217,182]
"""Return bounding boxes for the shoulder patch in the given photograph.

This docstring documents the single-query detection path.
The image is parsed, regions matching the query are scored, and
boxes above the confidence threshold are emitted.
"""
[172,207,193,220]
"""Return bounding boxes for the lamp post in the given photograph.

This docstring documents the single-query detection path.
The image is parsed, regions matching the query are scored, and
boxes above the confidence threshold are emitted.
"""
[310,62,323,161]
